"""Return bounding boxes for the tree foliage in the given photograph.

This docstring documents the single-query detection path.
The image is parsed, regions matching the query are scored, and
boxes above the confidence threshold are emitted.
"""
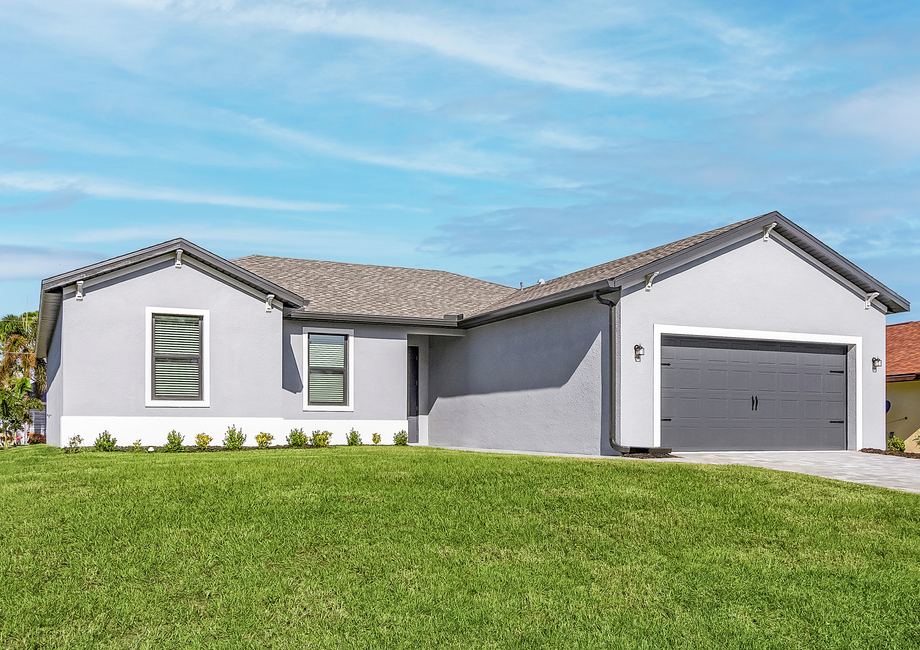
[0,311,45,396]
[0,377,42,447]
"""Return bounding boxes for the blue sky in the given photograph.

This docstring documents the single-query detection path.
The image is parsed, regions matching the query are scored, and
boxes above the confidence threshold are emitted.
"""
[2,0,919,321]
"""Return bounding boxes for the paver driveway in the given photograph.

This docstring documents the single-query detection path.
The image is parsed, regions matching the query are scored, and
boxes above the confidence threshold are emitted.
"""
[658,450,920,494]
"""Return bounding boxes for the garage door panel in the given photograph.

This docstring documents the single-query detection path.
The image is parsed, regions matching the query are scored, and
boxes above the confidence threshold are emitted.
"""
[661,336,846,451]
[706,369,728,390]
[731,370,752,390]
[779,373,799,392]
[756,371,777,391]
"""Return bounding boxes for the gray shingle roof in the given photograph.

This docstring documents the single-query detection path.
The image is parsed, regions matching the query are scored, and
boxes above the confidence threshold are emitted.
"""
[232,255,517,320]
[467,216,762,316]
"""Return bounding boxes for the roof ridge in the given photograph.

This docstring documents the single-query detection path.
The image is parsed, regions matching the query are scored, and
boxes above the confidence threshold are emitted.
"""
[231,254,515,290]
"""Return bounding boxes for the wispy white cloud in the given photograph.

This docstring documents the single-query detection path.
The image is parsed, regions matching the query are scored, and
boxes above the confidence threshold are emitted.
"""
[821,77,920,155]
[245,116,519,176]
[0,172,342,212]
[0,244,103,281]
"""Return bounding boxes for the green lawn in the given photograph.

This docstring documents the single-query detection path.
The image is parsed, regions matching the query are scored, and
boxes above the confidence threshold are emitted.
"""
[1,445,919,649]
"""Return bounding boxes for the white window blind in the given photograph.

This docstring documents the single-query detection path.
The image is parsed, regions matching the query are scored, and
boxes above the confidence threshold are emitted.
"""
[152,314,202,400]
[308,333,347,405]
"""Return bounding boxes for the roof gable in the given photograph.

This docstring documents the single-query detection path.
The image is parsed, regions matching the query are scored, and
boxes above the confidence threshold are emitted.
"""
[461,211,909,326]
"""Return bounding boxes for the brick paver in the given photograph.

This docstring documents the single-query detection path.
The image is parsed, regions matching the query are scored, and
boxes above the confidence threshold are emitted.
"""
[657,450,920,494]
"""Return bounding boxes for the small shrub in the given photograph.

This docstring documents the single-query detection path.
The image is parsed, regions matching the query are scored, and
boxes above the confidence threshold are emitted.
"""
[27,432,46,445]
[195,433,212,450]
[286,428,308,448]
[132,439,142,452]
[224,424,246,450]
[67,434,84,453]
[164,430,185,452]
[392,430,408,446]
[372,432,381,445]
[888,434,906,452]
[256,431,274,449]
[346,428,362,446]
[310,430,331,448]
[94,430,117,452]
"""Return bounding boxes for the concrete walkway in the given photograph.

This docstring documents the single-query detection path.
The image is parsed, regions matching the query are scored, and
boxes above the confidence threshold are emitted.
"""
[657,451,920,494]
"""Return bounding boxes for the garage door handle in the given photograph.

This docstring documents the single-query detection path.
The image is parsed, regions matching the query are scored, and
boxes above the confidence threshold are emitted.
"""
[829,420,844,424]
[755,396,758,411]
[752,395,755,411]
[661,418,672,422]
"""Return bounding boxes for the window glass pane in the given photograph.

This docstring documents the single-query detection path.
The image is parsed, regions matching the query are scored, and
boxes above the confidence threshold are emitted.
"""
[154,358,201,398]
[154,315,201,355]
[309,372,345,404]
[309,334,346,368]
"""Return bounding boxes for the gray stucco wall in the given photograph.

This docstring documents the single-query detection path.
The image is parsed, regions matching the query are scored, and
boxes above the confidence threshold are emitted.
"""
[60,258,282,418]
[281,320,408,421]
[44,309,63,446]
[427,298,612,455]
[617,233,888,450]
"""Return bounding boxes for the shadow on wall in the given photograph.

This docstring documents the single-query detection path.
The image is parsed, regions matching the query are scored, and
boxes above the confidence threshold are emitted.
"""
[428,312,603,399]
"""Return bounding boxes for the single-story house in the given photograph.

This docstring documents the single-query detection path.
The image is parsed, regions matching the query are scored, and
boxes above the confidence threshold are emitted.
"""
[885,320,920,452]
[36,211,908,454]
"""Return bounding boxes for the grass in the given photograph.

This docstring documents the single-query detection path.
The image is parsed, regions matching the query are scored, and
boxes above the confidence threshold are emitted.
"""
[1,445,919,649]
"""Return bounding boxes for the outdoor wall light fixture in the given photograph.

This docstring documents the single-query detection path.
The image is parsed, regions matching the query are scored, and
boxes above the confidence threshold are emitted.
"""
[872,357,883,371]
[634,344,645,361]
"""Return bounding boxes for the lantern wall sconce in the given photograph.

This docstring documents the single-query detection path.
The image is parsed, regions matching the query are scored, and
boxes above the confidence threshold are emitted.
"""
[872,357,882,372]
[634,344,645,362]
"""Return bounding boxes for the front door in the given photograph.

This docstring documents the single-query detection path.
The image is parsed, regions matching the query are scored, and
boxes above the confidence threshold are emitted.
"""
[407,346,419,443]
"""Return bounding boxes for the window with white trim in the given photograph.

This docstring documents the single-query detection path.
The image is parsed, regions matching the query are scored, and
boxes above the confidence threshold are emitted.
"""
[151,313,203,400]
[308,333,348,405]
[303,327,354,411]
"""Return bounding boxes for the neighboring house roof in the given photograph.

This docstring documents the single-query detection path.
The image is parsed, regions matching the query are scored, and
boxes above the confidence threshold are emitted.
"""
[461,211,910,327]
[232,255,516,321]
[887,321,920,381]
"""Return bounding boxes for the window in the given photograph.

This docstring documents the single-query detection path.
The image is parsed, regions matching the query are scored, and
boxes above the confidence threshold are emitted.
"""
[152,314,203,400]
[145,307,209,407]
[308,333,347,405]
[303,327,354,411]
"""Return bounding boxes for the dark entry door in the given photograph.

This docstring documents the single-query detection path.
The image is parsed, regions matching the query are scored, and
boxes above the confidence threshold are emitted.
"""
[407,346,419,443]
[661,336,847,451]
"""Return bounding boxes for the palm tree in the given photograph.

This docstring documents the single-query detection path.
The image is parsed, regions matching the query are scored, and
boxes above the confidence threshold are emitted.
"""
[0,311,45,397]
[0,376,43,446]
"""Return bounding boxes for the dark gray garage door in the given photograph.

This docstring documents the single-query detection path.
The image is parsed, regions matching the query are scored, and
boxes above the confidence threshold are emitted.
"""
[661,336,847,451]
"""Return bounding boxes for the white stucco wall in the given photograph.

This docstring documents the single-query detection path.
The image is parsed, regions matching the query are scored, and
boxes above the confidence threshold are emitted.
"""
[427,299,612,455]
[51,258,412,447]
[617,233,888,450]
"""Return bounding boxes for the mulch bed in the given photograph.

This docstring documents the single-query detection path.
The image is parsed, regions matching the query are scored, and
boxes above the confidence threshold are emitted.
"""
[860,448,920,460]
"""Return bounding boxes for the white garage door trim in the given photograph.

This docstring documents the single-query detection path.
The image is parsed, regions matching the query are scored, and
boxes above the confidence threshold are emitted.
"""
[652,324,862,450]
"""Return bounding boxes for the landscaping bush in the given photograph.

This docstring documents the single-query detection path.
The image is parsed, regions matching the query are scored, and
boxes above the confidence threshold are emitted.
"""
[255,432,274,449]
[310,430,331,448]
[66,435,83,453]
[372,432,381,445]
[27,432,46,445]
[286,428,308,448]
[888,434,906,452]
[163,430,185,452]
[194,433,212,450]
[346,428,362,446]
[223,425,246,450]
[132,439,142,452]
[94,430,117,452]
[392,430,408,446]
